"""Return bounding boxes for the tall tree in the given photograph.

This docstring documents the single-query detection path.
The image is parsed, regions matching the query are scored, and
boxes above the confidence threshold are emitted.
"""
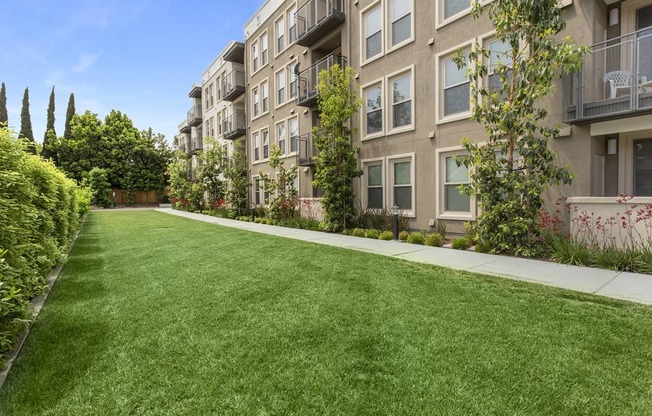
[42,86,56,159]
[63,93,75,140]
[453,0,586,256]
[19,87,35,153]
[0,82,7,126]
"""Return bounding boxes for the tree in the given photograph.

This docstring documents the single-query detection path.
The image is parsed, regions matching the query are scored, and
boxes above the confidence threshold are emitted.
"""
[88,167,112,208]
[312,64,362,232]
[224,146,250,217]
[453,0,587,256]
[63,93,75,140]
[168,151,192,209]
[0,82,7,126]
[19,87,35,153]
[42,86,56,160]
[260,145,298,221]
[198,136,226,206]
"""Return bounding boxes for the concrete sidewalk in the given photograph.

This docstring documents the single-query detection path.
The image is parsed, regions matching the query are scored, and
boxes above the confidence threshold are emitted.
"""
[156,208,652,306]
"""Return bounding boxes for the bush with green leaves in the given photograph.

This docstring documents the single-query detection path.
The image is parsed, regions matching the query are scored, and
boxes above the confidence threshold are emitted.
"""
[0,127,85,367]
[452,237,471,250]
[342,229,352,236]
[407,232,425,245]
[88,167,111,208]
[425,233,444,247]
[379,231,393,241]
[365,229,380,239]
[352,228,366,238]
[355,208,408,232]
[399,231,409,242]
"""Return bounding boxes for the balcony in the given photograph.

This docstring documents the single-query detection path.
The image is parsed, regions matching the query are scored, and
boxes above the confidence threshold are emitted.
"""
[566,29,652,124]
[297,132,319,166]
[295,0,345,47]
[222,110,247,141]
[187,105,202,127]
[297,54,346,107]
[188,84,202,98]
[223,41,245,64]
[190,136,203,154]
[178,120,191,134]
[221,69,246,102]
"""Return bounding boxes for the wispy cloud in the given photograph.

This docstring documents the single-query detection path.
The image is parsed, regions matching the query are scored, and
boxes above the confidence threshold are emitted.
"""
[73,53,102,73]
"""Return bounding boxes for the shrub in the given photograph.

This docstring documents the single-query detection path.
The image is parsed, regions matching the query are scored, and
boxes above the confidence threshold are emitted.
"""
[277,216,321,231]
[254,217,262,224]
[352,228,366,237]
[452,237,471,250]
[546,234,591,266]
[365,229,380,239]
[355,208,409,232]
[88,167,111,208]
[342,228,352,236]
[399,231,409,241]
[474,241,492,253]
[424,233,444,247]
[407,232,425,245]
[379,231,393,241]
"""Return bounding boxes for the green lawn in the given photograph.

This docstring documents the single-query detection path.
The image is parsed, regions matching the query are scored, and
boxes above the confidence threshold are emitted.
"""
[2,211,652,415]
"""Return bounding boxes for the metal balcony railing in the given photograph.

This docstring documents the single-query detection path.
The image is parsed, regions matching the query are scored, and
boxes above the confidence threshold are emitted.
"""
[297,132,319,166]
[221,69,246,102]
[295,0,345,47]
[222,110,247,141]
[187,105,202,126]
[567,28,652,123]
[191,136,203,153]
[297,54,346,107]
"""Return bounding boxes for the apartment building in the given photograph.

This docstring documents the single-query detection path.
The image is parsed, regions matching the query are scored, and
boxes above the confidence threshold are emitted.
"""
[179,0,652,230]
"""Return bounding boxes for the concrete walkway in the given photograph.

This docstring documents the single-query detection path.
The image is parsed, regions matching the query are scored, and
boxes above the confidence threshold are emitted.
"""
[156,208,652,306]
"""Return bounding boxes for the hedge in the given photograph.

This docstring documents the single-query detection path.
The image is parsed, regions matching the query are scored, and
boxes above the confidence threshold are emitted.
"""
[0,127,89,368]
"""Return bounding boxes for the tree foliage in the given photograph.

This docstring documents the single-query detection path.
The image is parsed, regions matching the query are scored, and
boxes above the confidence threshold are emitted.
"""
[168,150,192,209]
[312,64,362,232]
[42,86,57,161]
[88,167,112,208]
[19,87,35,153]
[0,82,7,126]
[453,0,587,256]
[260,145,298,221]
[224,146,250,217]
[198,137,226,205]
[63,93,75,140]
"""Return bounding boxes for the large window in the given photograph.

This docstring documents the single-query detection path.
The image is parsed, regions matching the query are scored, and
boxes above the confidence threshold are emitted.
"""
[444,0,470,20]
[391,72,412,129]
[251,41,259,72]
[252,87,260,117]
[390,0,411,47]
[276,16,285,53]
[262,129,269,159]
[289,116,298,153]
[392,159,412,210]
[261,81,269,113]
[363,4,382,61]
[261,32,269,66]
[253,131,260,162]
[444,155,470,212]
[287,5,297,44]
[366,163,383,209]
[277,121,286,155]
[365,83,383,135]
[443,56,470,117]
[276,69,286,106]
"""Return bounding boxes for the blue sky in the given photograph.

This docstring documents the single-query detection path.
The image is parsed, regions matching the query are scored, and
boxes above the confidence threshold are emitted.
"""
[0,0,262,144]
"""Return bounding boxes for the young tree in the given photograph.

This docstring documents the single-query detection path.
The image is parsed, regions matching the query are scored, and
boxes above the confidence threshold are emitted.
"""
[198,136,227,206]
[312,64,362,232]
[453,0,586,256]
[88,167,112,208]
[224,146,250,217]
[260,145,298,221]
[42,86,56,160]
[19,87,35,153]
[0,82,7,126]
[63,93,75,140]
[168,151,192,209]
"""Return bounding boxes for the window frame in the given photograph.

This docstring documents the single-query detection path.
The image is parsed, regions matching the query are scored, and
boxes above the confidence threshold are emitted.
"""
[361,1,384,66]
[262,128,270,161]
[276,120,287,156]
[388,154,415,217]
[435,145,476,220]
[288,115,299,155]
[361,157,385,210]
[261,31,269,67]
[252,86,260,118]
[387,0,414,52]
[287,2,298,45]
[253,176,262,205]
[361,78,385,140]
[261,80,269,114]
[253,130,261,163]
[275,15,286,56]
[275,67,286,108]
[287,60,298,100]
[251,39,259,73]
[387,66,415,134]
[436,41,474,125]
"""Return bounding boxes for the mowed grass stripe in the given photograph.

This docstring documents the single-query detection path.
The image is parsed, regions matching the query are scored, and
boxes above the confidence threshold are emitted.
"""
[1,210,651,416]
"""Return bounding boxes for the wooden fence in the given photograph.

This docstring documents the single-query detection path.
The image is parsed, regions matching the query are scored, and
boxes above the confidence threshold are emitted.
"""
[108,189,162,205]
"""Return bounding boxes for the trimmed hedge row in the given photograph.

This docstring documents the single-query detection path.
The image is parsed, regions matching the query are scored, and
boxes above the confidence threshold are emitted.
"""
[0,127,90,367]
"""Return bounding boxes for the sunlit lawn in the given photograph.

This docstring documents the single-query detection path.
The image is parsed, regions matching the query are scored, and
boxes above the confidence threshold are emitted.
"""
[1,210,652,415]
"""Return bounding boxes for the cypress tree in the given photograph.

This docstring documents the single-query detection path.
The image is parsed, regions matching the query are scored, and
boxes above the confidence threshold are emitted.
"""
[19,87,35,153]
[0,82,7,125]
[63,93,75,140]
[42,86,56,159]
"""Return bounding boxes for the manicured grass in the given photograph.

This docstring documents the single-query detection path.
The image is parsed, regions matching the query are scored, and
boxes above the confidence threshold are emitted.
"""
[2,211,652,415]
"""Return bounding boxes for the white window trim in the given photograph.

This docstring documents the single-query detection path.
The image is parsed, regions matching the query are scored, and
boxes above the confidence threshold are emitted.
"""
[251,85,260,120]
[360,77,385,141]
[287,59,299,101]
[274,15,286,57]
[386,0,415,53]
[387,65,415,135]
[253,175,262,206]
[388,153,416,217]
[435,40,474,125]
[275,67,287,109]
[260,79,270,116]
[260,30,269,67]
[436,0,493,29]
[252,130,261,164]
[261,128,270,162]
[251,39,260,74]
[360,1,384,67]
[286,2,298,46]
[287,115,299,156]
[276,120,287,155]
[361,157,386,210]
[435,145,477,220]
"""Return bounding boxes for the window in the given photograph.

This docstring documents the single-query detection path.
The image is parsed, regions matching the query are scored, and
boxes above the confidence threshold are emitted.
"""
[262,81,269,113]
[287,63,298,99]
[277,121,286,155]
[254,177,261,205]
[391,72,412,129]
[444,0,470,20]
[288,5,297,44]
[209,117,214,137]
[487,39,512,91]
[205,86,210,108]
[252,40,259,72]
[252,87,260,117]
[253,131,260,162]
[217,113,222,136]
[363,4,382,61]
[261,32,269,66]
[209,83,214,107]
[443,55,470,117]
[289,116,298,153]
[276,69,286,106]
[262,129,269,159]
[366,163,383,209]
[276,16,285,53]
[365,83,383,135]
[390,0,411,47]
[444,155,470,212]
[635,139,652,196]
[392,159,412,210]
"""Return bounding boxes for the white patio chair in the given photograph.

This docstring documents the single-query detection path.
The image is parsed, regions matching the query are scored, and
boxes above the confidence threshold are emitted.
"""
[604,70,631,98]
